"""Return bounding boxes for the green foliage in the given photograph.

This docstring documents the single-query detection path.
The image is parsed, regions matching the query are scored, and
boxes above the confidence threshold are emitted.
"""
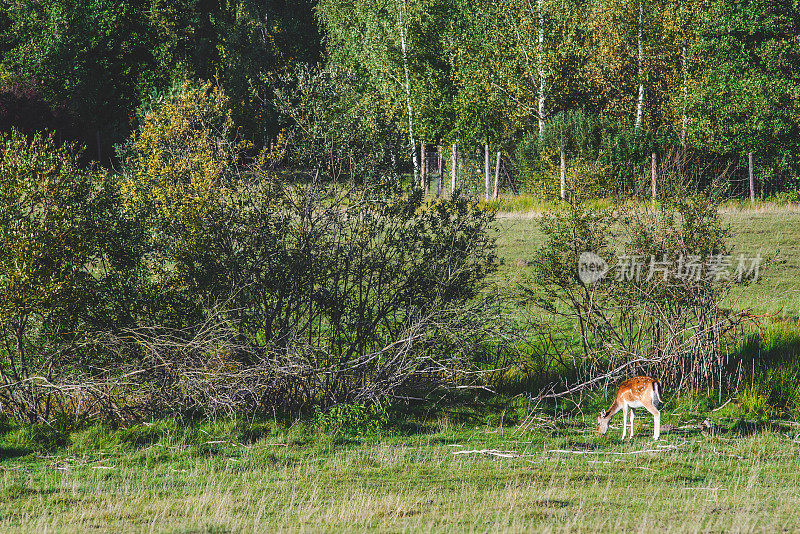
[122,81,241,225]
[118,81,247,325]
[525,193,743,390]
[314,402,390,437]
[0,129,114,422]
[273,65,400,185]
[0,0,158,144]
[690,0,800,186]
[111,81,501,415]
[317,0,456,144]
[514,109,612,197]
[0,0,321,153]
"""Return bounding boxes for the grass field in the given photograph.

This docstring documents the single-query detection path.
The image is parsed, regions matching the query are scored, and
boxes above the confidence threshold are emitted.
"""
[494,207,800,317]
[2,409,800,533]
[2,207,800,533]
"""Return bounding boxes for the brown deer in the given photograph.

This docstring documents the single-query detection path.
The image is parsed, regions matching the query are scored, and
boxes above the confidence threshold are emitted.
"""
[597,376,662,440]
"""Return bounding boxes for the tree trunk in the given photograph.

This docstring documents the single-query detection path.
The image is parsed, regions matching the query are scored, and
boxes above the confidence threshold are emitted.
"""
[437,145,443,196]
[421,143,427,193]
[560,147,566,200]
[749,152,755,203]
[537,0,546,141]
[636,1,644,129]
[398,0,418,181]
[494,152,501,200]
[96,129,102,162]
[451,143,457,194]
[485,144,491,201]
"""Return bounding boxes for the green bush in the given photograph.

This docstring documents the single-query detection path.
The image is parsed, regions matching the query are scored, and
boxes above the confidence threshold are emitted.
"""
[0,129,118,423]
[314,403,390,437]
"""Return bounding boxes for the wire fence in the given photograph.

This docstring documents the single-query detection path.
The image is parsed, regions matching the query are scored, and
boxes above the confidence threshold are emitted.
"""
[417,145,786,201]
[418,146,517,199]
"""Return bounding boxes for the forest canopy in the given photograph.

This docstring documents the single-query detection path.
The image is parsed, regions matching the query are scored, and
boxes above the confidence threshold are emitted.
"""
[0,0,798,189]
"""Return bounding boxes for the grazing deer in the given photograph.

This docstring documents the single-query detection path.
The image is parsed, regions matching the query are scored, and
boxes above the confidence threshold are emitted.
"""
[597,376,661,440]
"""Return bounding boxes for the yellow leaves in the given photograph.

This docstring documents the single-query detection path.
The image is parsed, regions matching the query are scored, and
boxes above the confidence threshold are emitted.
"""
[123,80,239,232]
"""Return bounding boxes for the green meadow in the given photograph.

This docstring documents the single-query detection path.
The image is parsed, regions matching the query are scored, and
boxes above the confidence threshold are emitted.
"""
[2,205,800,533]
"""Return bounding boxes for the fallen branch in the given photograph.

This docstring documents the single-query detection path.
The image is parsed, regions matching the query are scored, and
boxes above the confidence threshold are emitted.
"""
[549,442,686,455]
[711,399,733,412]
[452,449,520,458]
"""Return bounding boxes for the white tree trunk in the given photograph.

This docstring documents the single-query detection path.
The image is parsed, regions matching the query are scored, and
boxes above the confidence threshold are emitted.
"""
[451,143,457,193]
[636,0,644,129]
[437,145,443,196]
[560,147,566,200]
[537,0,546,141]
[419,143,428,195]
[398,0,419,180]
[485,144,491,201]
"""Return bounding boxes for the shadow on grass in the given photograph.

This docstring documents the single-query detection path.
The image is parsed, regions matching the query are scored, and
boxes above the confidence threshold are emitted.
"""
[0,446,30,460]
[532,499,571,508]
[565,440,599,451]
[661,418,789,438]
[731,419,783,436]
[1,483,58,499]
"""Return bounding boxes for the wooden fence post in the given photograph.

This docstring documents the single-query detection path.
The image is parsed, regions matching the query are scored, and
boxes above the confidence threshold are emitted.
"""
[748,152,755,203]
[494,152,501,200]
[651,152,657,204]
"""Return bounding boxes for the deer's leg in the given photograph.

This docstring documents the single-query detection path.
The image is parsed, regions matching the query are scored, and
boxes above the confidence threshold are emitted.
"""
[629,409,635,439]
[621,405,627,440]
[643,401,661,440]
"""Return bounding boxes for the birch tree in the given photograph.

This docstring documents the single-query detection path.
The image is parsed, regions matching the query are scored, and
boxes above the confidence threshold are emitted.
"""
[538,0,546,140]
[318,0,456,178]
[397,0,419,180]
[635,0,644,129]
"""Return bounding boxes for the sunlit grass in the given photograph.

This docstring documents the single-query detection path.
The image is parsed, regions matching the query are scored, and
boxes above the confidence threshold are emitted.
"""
[3,201,800,532]
[1,413,799,533]
[482,193,800,216]
[492,208,800,317]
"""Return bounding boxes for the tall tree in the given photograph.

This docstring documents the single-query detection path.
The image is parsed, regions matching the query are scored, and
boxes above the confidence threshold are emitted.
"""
[0,0,157,160]
[689,0,800,183]
[318,0,455,173]
[0,0,322,157]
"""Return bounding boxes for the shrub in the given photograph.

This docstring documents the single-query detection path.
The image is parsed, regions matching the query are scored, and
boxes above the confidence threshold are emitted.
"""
[111,81,505,418]
[0,129,114,423]
[524,193,746,397]
[111,185,504,417]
